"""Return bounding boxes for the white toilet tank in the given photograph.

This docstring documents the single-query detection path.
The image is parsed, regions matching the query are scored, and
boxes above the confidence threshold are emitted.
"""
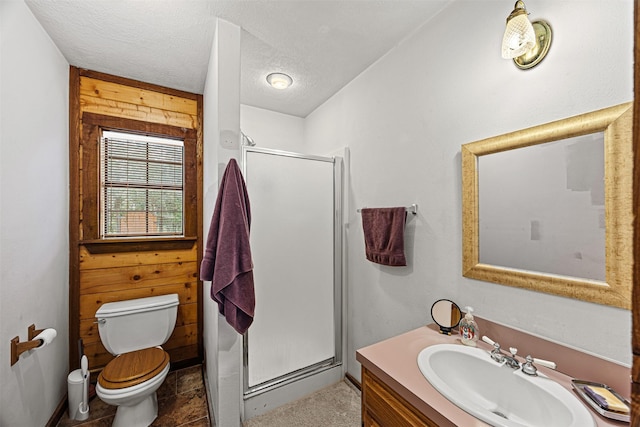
[96,294,179,355]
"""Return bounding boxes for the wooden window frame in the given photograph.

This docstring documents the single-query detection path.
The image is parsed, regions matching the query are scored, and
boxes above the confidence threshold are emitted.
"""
[80,113,198,253]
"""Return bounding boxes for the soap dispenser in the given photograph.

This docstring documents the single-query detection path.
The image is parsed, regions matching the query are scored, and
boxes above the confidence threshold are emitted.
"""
[459,307,479,347]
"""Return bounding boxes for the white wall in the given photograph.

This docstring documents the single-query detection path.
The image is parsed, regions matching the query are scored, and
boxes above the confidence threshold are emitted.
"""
[0,0,70,424]
[241,105,305,152]
[304,0,634,381]
[202,17,243,427]
[202,18,221,424]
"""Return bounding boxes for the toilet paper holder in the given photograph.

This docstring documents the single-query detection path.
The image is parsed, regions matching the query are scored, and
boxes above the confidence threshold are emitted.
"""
[10,324,54,366]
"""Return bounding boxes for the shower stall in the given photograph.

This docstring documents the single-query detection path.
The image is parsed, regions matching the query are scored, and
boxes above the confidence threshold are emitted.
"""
[241,145,344,419]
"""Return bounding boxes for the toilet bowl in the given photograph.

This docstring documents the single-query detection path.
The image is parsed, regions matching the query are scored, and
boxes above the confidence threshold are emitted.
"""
[94,294,179,427]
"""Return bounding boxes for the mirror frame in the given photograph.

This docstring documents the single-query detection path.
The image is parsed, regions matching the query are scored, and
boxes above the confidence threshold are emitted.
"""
[462,103,633,309]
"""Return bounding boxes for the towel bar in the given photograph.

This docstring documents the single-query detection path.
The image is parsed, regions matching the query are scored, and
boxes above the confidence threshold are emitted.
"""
[357,204,418,215]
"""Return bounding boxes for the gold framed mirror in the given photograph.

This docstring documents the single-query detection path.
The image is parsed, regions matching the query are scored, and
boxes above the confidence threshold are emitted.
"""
[462,103,632,309]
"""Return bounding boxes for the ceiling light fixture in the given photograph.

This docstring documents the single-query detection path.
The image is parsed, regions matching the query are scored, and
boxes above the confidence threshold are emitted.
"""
[266,73,293,89]
[501,1,552,70]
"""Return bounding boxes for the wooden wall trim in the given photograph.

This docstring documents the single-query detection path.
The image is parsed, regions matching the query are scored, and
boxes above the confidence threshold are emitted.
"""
[79,113,199,241]
[632,0,639,423]
[196,94,204,360]
[78,68,200,101]
[69,66,81,370]
[81,238,197,254]
[81,112,195,137]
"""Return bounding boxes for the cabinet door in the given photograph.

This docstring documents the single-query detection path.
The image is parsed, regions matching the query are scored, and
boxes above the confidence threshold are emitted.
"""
[362,368,439,427]
[363,409,382,427]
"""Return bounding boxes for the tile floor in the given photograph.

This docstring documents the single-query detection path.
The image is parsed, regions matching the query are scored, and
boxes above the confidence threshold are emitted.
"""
[56,365,210,427]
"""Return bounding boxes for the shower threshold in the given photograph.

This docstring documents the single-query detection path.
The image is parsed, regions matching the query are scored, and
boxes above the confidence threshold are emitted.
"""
[244,357,341,399]
[243,360,344,420]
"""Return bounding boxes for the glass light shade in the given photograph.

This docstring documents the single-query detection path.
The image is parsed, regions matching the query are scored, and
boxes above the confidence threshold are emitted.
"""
[501,11,536,59]
[266,73,293,89]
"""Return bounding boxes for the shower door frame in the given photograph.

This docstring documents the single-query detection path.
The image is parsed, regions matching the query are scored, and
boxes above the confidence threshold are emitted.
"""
[241,146,343,399]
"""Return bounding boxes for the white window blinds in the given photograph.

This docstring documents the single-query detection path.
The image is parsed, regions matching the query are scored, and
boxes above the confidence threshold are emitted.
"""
[100,131,184,238]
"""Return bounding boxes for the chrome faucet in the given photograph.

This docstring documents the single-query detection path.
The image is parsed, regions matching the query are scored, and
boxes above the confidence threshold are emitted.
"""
[521,355,538,376]
[503,347,521,369]
[484,336,519,368]
[521,355,557,376]
[482,336,557,374]
[488,341,505,363]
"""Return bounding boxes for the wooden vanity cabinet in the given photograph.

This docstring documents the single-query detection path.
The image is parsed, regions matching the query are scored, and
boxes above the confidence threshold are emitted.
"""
[362,367,439,427]
[358,325,629,427]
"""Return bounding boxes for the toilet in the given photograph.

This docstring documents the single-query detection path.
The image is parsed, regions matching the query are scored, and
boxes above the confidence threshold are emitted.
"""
[95,294,179,427]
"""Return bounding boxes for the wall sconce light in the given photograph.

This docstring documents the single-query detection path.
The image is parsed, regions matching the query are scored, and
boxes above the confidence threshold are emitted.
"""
[501,1,552,70]
[266,73,293,89]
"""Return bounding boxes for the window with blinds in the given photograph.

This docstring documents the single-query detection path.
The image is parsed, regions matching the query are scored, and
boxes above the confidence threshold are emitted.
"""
[100,131,184,238]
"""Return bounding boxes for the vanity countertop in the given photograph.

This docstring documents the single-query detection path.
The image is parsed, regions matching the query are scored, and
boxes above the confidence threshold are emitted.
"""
[356,324,627,427]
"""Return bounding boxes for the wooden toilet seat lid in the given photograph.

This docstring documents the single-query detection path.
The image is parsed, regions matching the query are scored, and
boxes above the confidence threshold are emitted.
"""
[98,347,169,389]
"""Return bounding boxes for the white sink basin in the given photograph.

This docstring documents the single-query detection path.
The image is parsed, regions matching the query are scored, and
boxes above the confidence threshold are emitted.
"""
[417,344,595,427]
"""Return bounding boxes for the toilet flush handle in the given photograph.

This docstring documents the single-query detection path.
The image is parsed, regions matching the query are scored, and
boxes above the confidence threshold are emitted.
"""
[94,319,106,325]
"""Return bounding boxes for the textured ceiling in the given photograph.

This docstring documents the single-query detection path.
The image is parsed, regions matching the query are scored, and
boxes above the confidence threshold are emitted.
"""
[26,0,451,117]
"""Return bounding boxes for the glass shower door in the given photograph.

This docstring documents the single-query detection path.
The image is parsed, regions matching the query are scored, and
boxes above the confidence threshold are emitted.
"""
[242,146,341,396]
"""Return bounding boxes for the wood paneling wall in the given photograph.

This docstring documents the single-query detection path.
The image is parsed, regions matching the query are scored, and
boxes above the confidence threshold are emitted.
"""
[69,68,203,370]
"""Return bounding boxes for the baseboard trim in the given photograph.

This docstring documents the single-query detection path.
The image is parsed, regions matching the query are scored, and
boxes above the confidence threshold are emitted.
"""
[170,357,202,372]
[345,372,361,391]
[46,394,67,427]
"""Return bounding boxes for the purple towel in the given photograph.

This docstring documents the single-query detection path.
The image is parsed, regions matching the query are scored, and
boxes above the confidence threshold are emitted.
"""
[361,207,407,266]
[200,159,255,334]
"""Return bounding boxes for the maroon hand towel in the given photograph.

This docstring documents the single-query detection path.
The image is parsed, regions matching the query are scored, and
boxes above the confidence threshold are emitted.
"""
[200,159,255,334]
[361,207,407,266]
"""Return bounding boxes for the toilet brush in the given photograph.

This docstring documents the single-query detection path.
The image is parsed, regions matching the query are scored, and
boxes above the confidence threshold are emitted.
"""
[78,355,90,419]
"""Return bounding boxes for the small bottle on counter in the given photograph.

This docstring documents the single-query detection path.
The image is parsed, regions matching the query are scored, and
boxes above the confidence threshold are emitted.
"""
[459,307,479,346]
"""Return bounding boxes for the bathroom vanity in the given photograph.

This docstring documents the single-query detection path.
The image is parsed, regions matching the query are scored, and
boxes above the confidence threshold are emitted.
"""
[356,320,630,427]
